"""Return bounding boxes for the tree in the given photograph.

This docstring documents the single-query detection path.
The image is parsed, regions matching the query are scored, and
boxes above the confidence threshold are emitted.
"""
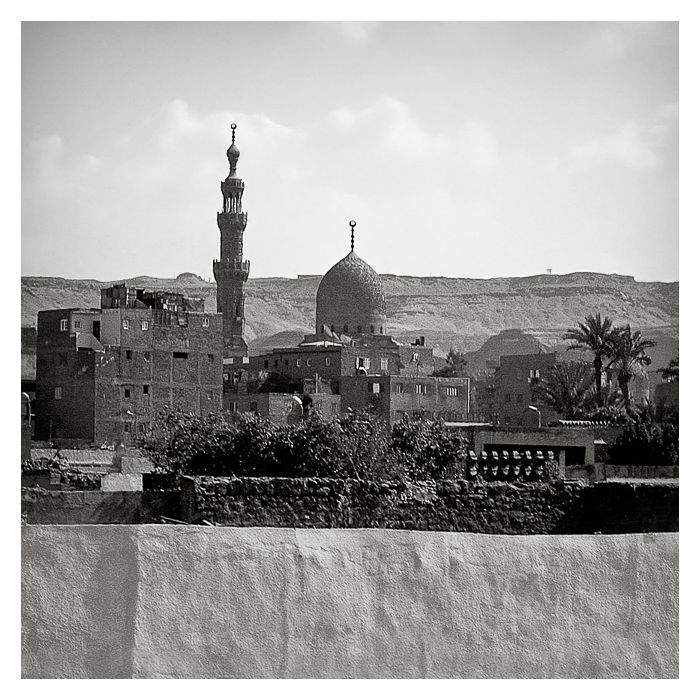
[531,362,595,420]
[562,313,616,403]
[609,324,656,410]
[433,348,470,377]
[658,356,679,382]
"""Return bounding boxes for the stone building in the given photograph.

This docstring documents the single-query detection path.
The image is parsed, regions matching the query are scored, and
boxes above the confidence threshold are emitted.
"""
[493,353,558,426]
[213,124,249,359]
[224,222,470,423]
[35,284,223,445]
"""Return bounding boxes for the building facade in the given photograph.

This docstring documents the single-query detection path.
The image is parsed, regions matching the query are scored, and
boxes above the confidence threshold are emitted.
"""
[223,223,472,423]
[213,124,249,359]
[493,353,558,426]
[35,285,223,445]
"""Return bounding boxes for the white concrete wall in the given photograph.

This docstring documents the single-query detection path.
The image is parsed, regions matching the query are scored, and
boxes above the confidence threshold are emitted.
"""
[21,525,678,679]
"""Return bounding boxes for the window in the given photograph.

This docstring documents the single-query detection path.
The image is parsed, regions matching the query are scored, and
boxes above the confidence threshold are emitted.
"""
[206,390,214,401]
[54,387,62,400]
[306,358,312,367]
[143,385,149,395]
[173,351,188,359]
[60,319,68,331]
[357,326,363,333]
[223,372,230,381]
[380,327,384,334]
[122,319,130,330]
[296,358,301,367]
[125,350,133,360]
[208,354,214,363]
[124,388,131,399]
[411,352,420,363]
[141,320,149,331]
[370,382,381,394]
[380,358,388,371]
[504,393,511,403]
[343,325,348,334]
[445,386,458,397]
[232,401,238,413]
[74,320,81,330]
[250,401,258,413]
[356,357,370,370]
[264,360,269,369]
[325,356,331,367]
[144,351,151,361]
[202,317,210,328]
[395,383,404,394]
[123,423,131,433]
[370,325,375,334]
[415,384,427,395]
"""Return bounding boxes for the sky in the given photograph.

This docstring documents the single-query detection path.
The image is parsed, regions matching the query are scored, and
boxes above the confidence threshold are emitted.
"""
[21,21,679,282]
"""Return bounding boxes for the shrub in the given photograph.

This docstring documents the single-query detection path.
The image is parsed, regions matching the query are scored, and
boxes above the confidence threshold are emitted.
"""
[138,409,474,480]
[607,418,679,466]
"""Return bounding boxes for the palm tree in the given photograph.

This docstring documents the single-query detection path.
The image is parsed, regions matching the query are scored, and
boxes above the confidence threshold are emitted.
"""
[563,313,616,403]
[609,325,656,410]
[658,356,679,382]
[531,362,595,420]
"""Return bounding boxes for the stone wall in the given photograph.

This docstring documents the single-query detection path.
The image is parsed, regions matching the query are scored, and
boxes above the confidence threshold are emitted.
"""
[21,488,181,524]
[21,525,679,678]
[187,477,678,535]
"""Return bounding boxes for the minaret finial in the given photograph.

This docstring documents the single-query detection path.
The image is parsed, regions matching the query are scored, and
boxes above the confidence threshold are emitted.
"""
[230,123,237,142]
[349,219,356,252]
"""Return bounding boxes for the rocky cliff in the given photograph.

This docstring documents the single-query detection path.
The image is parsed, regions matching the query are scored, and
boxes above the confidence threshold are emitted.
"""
[22,271,678,361]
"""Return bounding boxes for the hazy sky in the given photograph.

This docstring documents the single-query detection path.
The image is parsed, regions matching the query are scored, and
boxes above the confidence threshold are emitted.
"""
[21,21,678,282]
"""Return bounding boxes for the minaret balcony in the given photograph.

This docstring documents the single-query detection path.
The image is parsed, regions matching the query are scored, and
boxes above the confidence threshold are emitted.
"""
[217,211,248,226]
[213,259,250,274]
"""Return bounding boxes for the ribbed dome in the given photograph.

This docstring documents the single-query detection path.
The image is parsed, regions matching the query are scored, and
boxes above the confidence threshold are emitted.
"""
[316,251,387,336]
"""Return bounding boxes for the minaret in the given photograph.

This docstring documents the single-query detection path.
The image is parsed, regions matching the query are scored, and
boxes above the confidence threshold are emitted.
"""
[213,123,249,357]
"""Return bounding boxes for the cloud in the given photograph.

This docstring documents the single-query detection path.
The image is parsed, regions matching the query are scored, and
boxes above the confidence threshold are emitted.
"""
[571,122,657,169]
[336,22,379,43]
[22,97,504,279]
[570,105,677,170]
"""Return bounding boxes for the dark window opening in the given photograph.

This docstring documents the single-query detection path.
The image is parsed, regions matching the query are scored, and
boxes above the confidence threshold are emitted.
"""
[143,385,149,395]
[124,388,131,398]
[173,351,188,359]
[208,354,215,362]
[125,350,133,360]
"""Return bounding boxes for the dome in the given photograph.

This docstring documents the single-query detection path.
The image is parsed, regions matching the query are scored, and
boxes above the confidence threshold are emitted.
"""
[316,250,387,336]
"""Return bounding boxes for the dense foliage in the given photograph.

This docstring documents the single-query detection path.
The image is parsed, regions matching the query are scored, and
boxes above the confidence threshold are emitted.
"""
[607,416,679,466]
[138,409,472,480]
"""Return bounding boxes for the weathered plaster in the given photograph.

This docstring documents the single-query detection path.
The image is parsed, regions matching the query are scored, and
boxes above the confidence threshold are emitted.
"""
[21,526,678,678]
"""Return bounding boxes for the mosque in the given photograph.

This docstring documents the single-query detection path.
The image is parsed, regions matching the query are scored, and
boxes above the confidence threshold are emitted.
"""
[216,126,471,424]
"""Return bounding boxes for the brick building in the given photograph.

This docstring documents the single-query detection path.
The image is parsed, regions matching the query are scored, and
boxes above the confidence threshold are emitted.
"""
[493,352,558,426]
[224,222,470,423]
[35,285,222,445]
[341,374,471,424]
